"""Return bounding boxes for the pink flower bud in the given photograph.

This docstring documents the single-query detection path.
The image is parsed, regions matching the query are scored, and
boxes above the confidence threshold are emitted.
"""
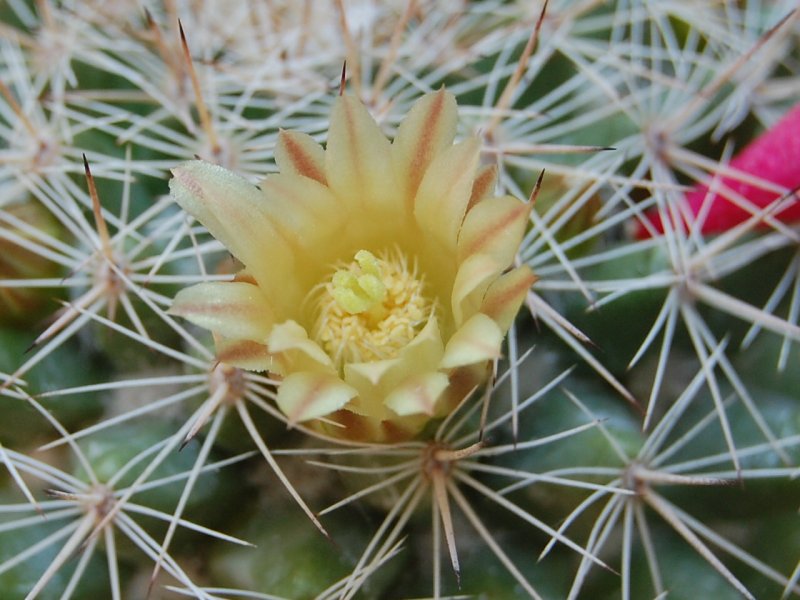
[640,103,800,236]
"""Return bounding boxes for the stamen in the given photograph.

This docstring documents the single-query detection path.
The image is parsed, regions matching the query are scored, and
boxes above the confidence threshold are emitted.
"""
[331,249,387,316]
[313,249,433,369]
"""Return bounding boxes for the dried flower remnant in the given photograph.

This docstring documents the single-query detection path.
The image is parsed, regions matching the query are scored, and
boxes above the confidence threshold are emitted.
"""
[169,90,535,442]
[0,201,63,325]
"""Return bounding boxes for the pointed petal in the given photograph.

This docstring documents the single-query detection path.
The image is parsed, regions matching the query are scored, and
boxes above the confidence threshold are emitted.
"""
[345,358,399,387]
[451,254,501,327]
[275,130,327,185]
[215,336,273,371]
[480,266,537,332]
[276,372,357,423]
[458,195,530,265]
[169,281,273,341]
[396,314,445,377]
[385,372,450,416]
[467,164,498,210]
[170,161,296,296]
[342,359,399,419]
[342,315,444,419]
[440,313,503,369]
[414,138,480,249]
[392,89,458,206]
[325,95,397,214]
[268,320,334,373]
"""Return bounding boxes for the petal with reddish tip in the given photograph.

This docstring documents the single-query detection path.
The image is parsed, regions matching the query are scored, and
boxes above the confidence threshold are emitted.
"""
[392,89,458,206]
[467,164,498,211]
[276,372,357,423]
[169,281,273,341]
[275,130,327,185]
[385,372,450,417]
[325,95,398,215]
[440,313,503,369]
[458,194,530,265]
[414,137,480,249]
[480,266,537,332]
[214,336,273,372]
[169,161,297,300]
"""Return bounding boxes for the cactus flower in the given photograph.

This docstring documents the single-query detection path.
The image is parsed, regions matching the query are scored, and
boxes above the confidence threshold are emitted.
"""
[169,90,535,442]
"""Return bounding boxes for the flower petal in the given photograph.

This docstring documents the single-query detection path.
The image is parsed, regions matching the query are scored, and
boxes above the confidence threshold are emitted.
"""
[414,137,480,249]
[276,371,357,423]
[214,336,273,371]
[343,315,444,419]
[169,281,273,341]
[480,266,537,332]
[392,89,458,207]
[458,195,530,266]
[325,95,398,215]
[392,312,444,361]
[343,359,400,420]
[258,173,347,268]
[170,161,297,300]
[451,253,501,327]
[345,359,399,388]
[385,372,450,417]
[440,313,503,369]
[467,164,498,210]
[268,320,334,374]
[275,130,327,185]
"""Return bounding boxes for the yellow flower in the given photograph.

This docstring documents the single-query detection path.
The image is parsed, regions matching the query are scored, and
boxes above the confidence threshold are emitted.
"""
[169,90,535,442]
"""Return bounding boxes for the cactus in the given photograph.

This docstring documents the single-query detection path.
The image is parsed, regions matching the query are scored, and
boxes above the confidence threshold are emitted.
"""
[1,1,799,599]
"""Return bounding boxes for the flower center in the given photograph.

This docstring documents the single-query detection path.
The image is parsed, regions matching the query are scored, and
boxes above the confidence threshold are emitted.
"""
[331,250,389,321]
[313,249,432,368]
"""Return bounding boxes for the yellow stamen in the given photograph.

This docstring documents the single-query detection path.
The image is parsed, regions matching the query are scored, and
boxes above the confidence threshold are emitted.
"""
[330,249,387,317]
[313,249,433,368]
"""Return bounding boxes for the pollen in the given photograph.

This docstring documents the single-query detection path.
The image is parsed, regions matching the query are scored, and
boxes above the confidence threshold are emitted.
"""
[313,249,433,368]
[330,250,388,317]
